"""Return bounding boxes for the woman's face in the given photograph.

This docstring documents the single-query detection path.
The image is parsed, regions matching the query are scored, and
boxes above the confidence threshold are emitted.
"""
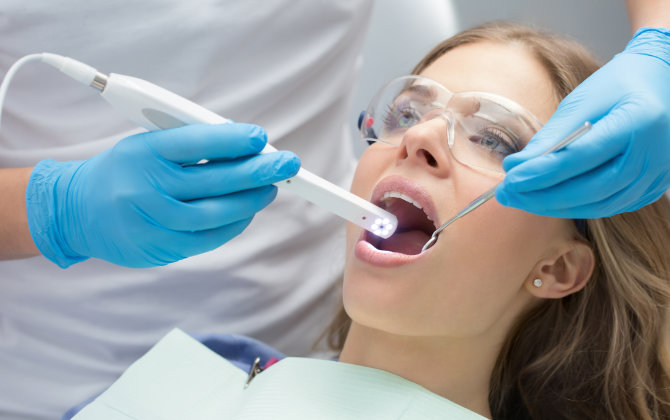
[343,41,575,338]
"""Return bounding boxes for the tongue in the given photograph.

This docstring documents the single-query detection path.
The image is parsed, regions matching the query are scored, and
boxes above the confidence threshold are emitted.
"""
[377,198,434,255]
[378,230,430,255]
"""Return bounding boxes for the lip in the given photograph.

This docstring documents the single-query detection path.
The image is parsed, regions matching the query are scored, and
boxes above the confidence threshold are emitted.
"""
[353,175,439,268]
[354,238,427,267]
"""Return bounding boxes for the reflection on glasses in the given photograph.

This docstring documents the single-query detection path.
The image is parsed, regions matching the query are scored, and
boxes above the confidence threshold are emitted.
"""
[359,75,543,174]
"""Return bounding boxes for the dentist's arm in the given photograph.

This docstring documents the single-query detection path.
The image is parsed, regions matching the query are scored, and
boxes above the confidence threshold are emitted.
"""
[496,0,670,218]
[626,0,670,31]
[0,167,39,259]
[0,123,299,268]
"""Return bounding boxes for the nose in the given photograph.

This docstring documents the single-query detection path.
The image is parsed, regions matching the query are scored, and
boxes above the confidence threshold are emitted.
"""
[395,115,453,177]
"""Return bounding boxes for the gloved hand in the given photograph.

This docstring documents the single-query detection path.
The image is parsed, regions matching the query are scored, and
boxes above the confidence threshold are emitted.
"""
[496,27,670,218]
[26,123,300,268]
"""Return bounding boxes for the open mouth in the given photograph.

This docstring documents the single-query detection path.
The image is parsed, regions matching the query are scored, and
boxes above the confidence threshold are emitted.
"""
[366,190,437,256]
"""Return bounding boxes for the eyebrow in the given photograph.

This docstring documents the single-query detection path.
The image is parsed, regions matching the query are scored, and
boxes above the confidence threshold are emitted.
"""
[399,84,437,101]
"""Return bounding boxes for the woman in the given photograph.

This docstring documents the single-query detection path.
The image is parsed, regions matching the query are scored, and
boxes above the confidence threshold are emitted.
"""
[333,21,670,419]
[70,22,670,420]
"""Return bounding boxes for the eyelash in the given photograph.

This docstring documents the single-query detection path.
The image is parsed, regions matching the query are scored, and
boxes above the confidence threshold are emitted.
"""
[383,103,422,132]
[470,127,518,156]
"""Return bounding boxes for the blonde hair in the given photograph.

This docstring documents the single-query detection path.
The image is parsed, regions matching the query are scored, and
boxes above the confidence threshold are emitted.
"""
[325,22,670,419]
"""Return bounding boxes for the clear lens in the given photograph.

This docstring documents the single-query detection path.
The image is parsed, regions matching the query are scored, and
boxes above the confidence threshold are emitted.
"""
[360,76,542,173]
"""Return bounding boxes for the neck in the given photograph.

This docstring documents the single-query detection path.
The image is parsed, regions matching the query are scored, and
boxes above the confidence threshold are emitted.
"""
[339,323,502,419]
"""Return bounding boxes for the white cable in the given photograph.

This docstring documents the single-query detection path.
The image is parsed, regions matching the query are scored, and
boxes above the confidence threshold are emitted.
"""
[0,53,98,130]
[0,53,44,129]
[40,53,98,86]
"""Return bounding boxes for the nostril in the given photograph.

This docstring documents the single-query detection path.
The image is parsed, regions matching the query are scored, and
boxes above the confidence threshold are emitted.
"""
[419,149,438,167]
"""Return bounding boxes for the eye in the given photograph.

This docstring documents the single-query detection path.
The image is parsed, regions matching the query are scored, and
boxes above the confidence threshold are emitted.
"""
[383,102,422,133]
[468,127,518,157]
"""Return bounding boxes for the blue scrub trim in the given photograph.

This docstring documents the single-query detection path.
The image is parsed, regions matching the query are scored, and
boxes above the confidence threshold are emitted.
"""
[192,332,286,373]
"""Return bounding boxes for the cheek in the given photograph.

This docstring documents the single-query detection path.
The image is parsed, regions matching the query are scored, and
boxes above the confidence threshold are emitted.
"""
[349,146,387,199]
[438,200,561,292]
[437,165,548,271]
[418,199,561,335]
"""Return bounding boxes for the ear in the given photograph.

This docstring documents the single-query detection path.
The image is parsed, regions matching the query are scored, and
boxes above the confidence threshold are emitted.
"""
[526,240,595,299]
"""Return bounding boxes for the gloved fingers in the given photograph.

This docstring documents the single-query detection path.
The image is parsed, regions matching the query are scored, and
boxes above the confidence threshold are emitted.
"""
[496,142,667,219]
[142,185,278,232]
[156,217,255,263]
[500,109,633,195]
[610,172,670,214]
[157,151,300,201]
[184,217,255,256]
[136,123,269,164]
[642,171,670,203]
[496,151,639,217]
[545,182,667,219]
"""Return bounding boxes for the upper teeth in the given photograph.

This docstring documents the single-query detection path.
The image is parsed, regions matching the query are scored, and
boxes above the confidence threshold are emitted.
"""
[381,191,423,210]
[381,191,433,222]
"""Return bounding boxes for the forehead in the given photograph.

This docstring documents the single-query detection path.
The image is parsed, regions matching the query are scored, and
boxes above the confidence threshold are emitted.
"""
[418,41,557,123]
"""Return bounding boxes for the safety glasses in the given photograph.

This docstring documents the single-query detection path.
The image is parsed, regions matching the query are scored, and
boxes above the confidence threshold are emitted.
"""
[358,75,543,175]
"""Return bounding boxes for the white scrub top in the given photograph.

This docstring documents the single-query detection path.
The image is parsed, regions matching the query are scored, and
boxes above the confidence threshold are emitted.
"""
[0,0,456,419]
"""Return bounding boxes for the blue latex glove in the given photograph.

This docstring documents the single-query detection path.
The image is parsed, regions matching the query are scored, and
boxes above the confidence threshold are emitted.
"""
[496,27,670,218]
[26,123,300,268]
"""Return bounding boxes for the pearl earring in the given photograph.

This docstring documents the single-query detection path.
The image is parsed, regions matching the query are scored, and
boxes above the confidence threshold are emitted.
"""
[533,278,543,288]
